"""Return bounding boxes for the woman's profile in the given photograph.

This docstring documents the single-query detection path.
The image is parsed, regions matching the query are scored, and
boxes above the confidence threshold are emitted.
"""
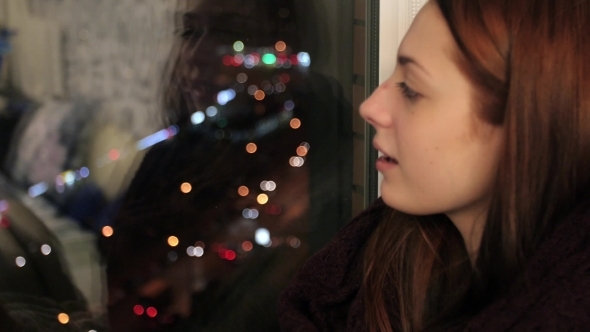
[279,0,590,331]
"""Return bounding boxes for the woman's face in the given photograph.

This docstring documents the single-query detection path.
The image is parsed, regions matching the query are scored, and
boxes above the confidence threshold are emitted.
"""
[360,2,504,223]
[177,0,276,112]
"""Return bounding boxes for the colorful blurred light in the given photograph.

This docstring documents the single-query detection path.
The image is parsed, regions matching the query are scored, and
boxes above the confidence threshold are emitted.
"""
[146,307,158,318]
[262,53,277,65]
[254,90,266,101]
[246,143,258,153]
[225,250,237,261]
[41,244,51,255]
[255,228,271,246]
[57,313,69,324]
[242,241,253,252]
[233,41,245,52]
[290,118,301,129]
[257,194,269,205]
[133,305,145,316]
[102,226,114,237]
[296,146,308,157]
[275,41,287,52]
[15,256,26,267]
[238,186,250,196]
[180,182,192,194]
[168,236,179,247]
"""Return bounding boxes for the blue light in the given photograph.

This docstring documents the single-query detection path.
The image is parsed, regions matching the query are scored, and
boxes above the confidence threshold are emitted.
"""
[28,182,48,198]
[0,200,8,212]
[297,52,311,67]
[284,100,295,111]
[80,167,90,178]
[191,111,205,124]
[136,129,170,150]
[217,89,237,105]
[206,106,218,117]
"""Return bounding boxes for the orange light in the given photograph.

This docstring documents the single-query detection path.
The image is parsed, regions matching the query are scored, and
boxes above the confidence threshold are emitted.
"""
[246,143,258,154]
[254,90,266,101]
[180,182,192,193]
[102,226,114,237]
[257,194,269,205]
[168,236,179,247]
[238,186,250,196]
[57,313,69,324]
[275,41,287,52]
[242,241,253,252]
[290,118,301,129]
[296,146,308,157]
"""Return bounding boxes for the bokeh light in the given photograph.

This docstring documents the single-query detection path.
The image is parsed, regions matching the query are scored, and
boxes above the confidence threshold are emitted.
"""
[290,118,301,129]
[41,244,52,255]
[109,149,120,161]
[257,194,269,205]
[262,53,277,65]
[146,307,158,318]
[275,41,287,52]
[225,250,237,261]
[296,146,308,157]
[254,90,266,101]
[168,236,179,247]
[57,313,69,324]
[255,228,271,246]
[238,186,250,196]
[102,226,114,237]
[237,73,248,83]
[284,100,295,111]
[246,143,258,154]
[289,157,305,167]
[242,241,253,252]
[194,246,204,257]
[133,305,144,316]
[233,41,245,52]
[191,111,205,125]
[180,182,192,194]
[15,256,26,267]
[290,237,302,248]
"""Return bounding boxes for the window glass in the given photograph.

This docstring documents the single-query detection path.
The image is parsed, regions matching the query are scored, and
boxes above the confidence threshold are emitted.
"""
[0,0,362,330]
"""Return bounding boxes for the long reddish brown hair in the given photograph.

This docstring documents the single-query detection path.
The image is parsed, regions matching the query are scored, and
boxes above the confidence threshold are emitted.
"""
[362,0,590,330]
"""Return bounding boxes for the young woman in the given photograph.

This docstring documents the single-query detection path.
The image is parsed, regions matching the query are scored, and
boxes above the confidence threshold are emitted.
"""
[279,0,590,331]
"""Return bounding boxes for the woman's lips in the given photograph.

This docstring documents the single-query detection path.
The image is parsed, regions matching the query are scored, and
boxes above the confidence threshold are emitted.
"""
[376,155,398,172]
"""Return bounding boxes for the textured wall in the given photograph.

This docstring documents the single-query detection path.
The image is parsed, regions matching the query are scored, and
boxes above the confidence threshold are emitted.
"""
[27,0,177,137]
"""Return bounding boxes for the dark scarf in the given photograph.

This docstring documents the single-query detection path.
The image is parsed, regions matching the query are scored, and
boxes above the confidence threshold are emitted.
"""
[278,198,590,331]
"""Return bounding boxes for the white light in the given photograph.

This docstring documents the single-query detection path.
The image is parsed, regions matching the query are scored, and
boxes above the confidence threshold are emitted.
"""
[206,106,218,117]
[243,208,253,219]
[301,142,310,150]
[217,89,237,105]
[194,246,204,257]
[260,181,268,190]
[41,244,52,255]
[136,128,172,150]
[191,111,206,125]
[64,171,76,185]
[15,256,26,267]
[266,181,276,191]
[250,209,259,219]
[255,228,271,246]
[289,156,305,167]
[297,52,311,67]
[187,246,195,256]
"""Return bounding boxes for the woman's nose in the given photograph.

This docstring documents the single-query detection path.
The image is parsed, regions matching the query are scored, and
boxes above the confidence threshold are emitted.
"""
[359,83,394,129]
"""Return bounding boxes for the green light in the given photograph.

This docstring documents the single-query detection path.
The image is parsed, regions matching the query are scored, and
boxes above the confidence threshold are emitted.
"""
[233,41,245,52]
[262,53,277,65]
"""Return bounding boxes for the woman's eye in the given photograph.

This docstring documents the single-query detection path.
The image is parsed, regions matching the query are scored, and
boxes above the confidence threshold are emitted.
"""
[396,82,419,100]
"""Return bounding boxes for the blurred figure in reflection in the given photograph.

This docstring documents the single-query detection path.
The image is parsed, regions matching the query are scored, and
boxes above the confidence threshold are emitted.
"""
[106,0,350,331]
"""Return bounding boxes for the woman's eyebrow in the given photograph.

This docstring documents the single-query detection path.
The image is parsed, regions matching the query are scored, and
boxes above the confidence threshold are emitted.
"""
[398,54,432,78]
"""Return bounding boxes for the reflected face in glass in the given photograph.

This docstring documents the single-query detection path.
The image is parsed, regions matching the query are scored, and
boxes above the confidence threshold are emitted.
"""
[360,2,504,220]
[176,0,285,113]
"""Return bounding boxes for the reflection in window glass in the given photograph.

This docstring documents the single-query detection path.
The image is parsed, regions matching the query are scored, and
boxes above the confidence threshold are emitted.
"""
[0,0,356,330]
